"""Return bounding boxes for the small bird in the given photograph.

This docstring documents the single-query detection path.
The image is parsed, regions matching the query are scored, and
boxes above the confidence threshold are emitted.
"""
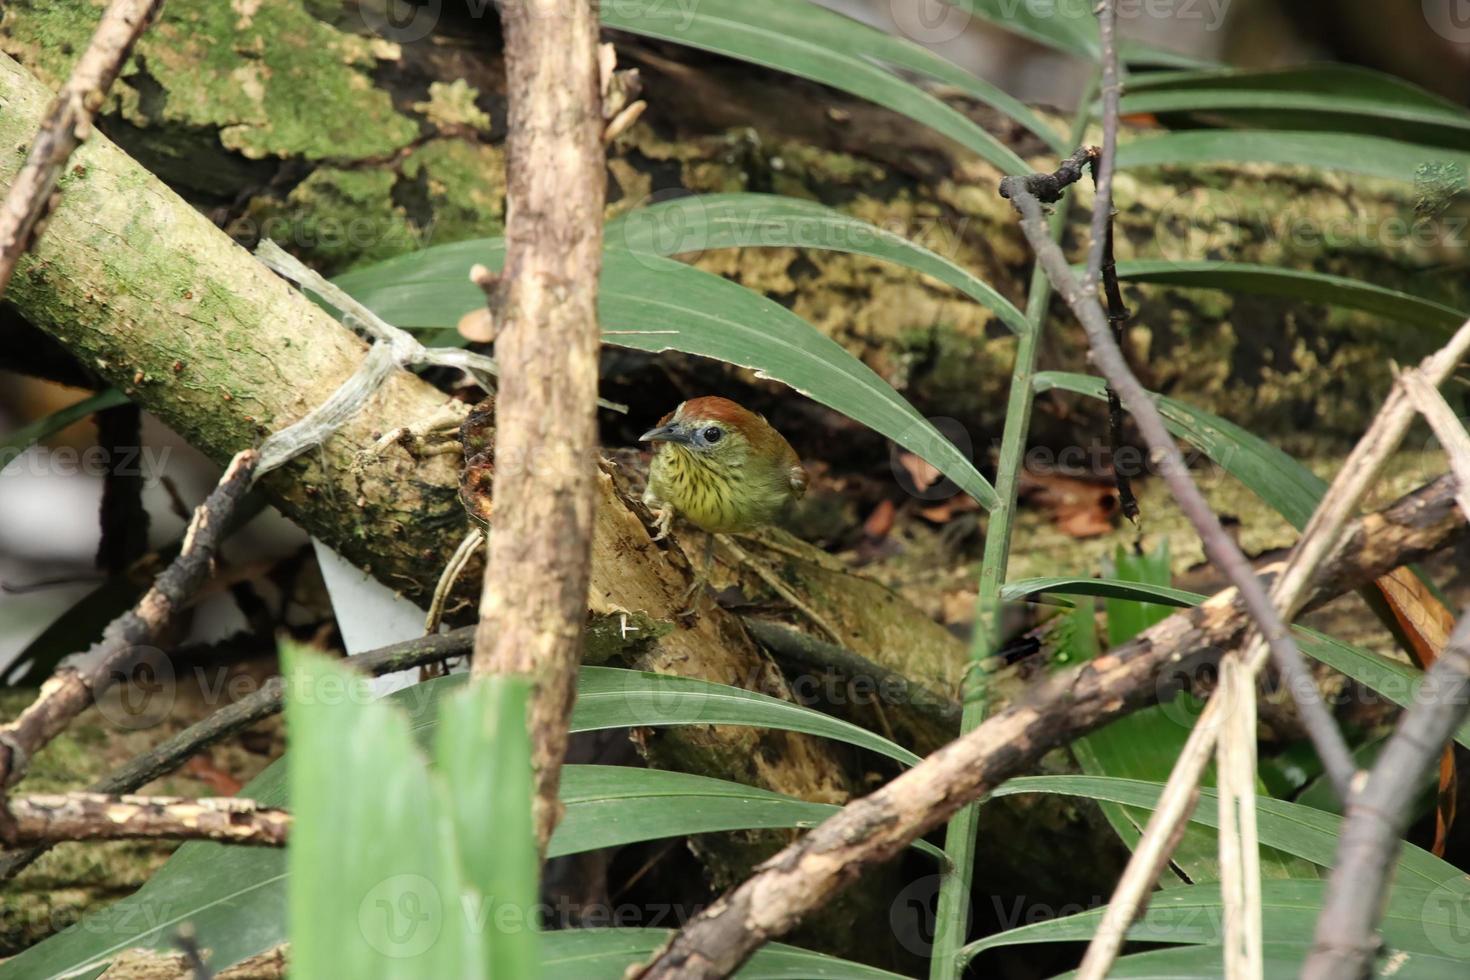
[639,396,807,540]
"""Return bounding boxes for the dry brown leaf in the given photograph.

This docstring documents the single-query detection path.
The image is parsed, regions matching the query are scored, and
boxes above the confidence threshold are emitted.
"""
[897,451,942,493]
[1374,566,1459,856]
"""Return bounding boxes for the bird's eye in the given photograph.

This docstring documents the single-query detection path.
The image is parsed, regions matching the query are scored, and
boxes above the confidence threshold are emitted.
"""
[702,426,723,443]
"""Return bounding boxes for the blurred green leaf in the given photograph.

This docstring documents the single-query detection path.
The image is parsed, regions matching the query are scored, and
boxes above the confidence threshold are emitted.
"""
[1001,576,1199,609]
[286,648,538,980]
[336,245,998,509]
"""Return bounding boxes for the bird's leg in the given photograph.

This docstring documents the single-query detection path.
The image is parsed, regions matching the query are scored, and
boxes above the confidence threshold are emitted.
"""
[714,534,845,644]
[648,505,675,542]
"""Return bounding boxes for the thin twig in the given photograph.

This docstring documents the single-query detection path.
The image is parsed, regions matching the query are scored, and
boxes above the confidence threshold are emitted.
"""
[1088,155,1139,523]
[1402,371,1470,518]
[0,792,289,847]
[1304,611,1470,978]
[1215,656,1262,979]
[0,627,476,879]
[0,0,164,301]
[1083,0,1121,294]
[1077,318,1470,974]
[1083,0,1138,525]
[470,0,606,858]
[0,450,258,791]
[628,475,1468,978]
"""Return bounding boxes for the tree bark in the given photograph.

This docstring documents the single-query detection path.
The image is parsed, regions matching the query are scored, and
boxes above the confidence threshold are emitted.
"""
[471,0,606,854]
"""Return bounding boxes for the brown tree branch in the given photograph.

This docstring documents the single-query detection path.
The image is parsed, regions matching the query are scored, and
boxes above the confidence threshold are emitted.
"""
[1304,611,1470,978]
[0,792,289,847]
[0,0,163,300]
[470,0,606,856]
[629,473,1468,978]
[0,449,258,790]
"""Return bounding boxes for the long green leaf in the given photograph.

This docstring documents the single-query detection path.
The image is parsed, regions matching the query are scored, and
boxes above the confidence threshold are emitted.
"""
[964,879,1454,958]
[541,928,912,979]
[1117,130,1470,183]
[435,676,541,979]
[1109,261,1467,335]
[1122,65,1470,145]
[608,194,1029,334]
[570,667,922,766]
[988,776,1466,890]
[0,388,128,475]
[1001,576,1199,610]
[600,0,1039,170]
[335,245,999,509]
[554,765,943,862]
[1056,941,1466,979]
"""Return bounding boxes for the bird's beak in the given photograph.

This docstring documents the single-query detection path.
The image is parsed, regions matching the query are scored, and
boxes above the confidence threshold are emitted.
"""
[639,424,693,445]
